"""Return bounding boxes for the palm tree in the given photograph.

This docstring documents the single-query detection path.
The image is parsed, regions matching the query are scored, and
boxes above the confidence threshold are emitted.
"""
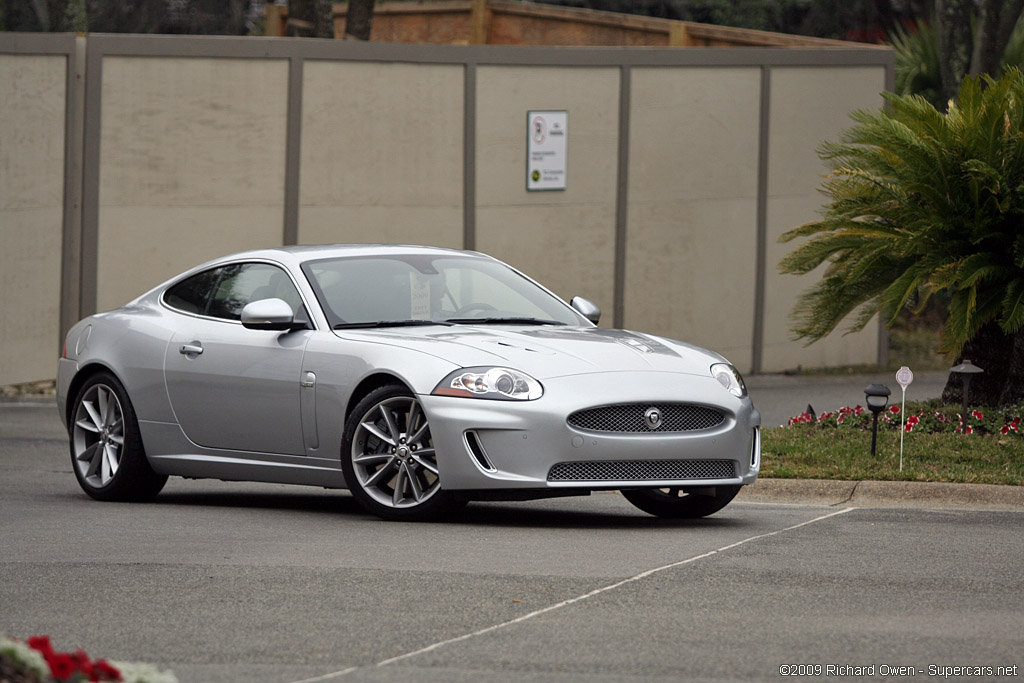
[891,17,1024,110]
[778,70,1024,406]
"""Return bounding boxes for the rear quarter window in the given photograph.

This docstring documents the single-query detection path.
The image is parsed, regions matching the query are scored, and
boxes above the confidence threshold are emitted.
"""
[164,268,220,314]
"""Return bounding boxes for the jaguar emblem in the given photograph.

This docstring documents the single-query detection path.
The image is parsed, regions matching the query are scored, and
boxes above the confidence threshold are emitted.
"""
[644,407,663,430]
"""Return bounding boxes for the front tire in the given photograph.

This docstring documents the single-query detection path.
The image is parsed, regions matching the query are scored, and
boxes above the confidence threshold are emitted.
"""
[70,371,167,501]
[621,485,741,519]
[341,384,461,521]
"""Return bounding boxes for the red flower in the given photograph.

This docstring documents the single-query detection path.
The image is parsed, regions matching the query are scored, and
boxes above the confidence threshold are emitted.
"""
[972,410,984,420]
[905,423,914,432]
[1002,425,1011,434]
[889,405,900,414]
[27,635,54,658]
[72,649,95,679]
[48,652,77,681]
[94,659,122,682]
[966,426,974,435]
[907,415,920,426]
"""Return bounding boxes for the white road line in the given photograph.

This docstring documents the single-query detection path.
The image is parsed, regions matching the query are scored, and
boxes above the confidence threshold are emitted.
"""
[287,507,856,682]
[288,668,359,683]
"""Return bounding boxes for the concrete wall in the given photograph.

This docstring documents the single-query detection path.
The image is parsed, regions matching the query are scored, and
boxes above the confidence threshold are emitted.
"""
[0,35,892,385]
[762,66,888,371]
[0,52,67,385]
[625,66,761,364]
[475,65,620,315]
[97,56,289,311]
[299,60,464,248]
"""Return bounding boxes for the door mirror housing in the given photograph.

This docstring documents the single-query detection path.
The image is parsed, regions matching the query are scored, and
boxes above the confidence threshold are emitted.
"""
[241,298,301,331]
[570,296,601,325]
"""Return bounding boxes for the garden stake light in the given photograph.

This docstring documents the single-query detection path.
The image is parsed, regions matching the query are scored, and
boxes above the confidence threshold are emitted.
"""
[864,384,891,457]
[950,360,984,433]
[896,366,914,472]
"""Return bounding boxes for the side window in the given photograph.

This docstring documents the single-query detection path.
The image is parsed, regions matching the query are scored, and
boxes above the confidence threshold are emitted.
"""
[164,268,220,314]
[206,263,304,321]
[164,263,305,322]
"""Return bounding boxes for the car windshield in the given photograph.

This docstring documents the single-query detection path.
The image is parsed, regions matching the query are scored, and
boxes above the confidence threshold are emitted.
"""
[301,254,584,328]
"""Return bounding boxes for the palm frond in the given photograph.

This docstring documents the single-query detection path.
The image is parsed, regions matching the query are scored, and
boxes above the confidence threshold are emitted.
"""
[779,69,1024,356]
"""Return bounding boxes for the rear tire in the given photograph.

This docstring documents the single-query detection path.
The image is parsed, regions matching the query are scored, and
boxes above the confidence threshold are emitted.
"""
[621,485,740,519]
[70,371,167,502]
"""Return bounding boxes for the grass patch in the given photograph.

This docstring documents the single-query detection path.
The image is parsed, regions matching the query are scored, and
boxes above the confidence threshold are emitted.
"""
[762,425,1024,485]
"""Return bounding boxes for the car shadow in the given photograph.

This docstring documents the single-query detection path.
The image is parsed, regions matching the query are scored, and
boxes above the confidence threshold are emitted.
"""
[152,489,360,515]
[148,489,746,530]
[449,501,746,530]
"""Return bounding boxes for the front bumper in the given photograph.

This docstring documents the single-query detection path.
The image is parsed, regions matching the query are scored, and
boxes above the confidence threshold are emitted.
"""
[419,371,760,491]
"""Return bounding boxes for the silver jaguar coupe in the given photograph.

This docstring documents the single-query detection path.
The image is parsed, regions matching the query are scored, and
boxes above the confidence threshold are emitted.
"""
[57,244,760,521]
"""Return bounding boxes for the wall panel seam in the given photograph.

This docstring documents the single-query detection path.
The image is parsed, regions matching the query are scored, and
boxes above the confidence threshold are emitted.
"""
[613,65,630,330]
[751,65,771,375]
[284,55,303,246]
[59,37,86,351]
[463,61,477,251]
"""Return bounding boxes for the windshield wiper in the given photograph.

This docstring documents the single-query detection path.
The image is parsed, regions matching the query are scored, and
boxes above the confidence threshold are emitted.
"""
[443,317,567,326]
[334,320,454,330]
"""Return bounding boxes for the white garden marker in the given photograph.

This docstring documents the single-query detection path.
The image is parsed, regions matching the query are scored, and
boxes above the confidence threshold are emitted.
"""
[896,366,914,472]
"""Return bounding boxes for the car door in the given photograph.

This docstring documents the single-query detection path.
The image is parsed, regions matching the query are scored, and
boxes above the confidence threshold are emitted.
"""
[162,262,311,456]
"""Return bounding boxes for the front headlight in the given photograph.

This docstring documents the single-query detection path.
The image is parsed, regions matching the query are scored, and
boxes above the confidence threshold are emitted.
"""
[432,367,543,401]
[711,363,747,398]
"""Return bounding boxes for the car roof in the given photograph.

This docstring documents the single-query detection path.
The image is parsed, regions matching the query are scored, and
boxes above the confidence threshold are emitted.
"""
[130,244,494,306]
[249,244,481,261]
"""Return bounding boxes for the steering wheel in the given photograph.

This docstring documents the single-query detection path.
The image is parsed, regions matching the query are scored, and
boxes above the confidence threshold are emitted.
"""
[452,302,497,317]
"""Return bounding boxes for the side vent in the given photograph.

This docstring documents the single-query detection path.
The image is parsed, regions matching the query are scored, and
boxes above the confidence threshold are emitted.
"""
[465,431,496,472]
[751,426,761,468]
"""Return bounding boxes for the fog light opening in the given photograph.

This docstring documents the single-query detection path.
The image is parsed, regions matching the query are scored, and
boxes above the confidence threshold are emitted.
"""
[751,427,760,468]
[465,431,496,472]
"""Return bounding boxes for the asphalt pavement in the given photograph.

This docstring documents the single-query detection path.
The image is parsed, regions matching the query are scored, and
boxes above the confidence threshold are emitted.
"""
[1,400,1022,682]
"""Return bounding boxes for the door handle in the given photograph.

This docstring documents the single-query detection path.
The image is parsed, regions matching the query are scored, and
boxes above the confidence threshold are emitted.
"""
[180,343,203,356]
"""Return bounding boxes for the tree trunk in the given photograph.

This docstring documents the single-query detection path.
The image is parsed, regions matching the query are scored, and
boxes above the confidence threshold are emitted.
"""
[345,0,376,40]
[28,0,50,30]
[971,0,1024,77]
[288,0,314,37]
[314,0,334,38]
[993,0,1024,60]
[999,327,1024,405]
[941,321,1014,408]
[935,0,974,104]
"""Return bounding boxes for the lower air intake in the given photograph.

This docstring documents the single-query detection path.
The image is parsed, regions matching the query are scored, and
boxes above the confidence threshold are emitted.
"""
[547,459,737,482]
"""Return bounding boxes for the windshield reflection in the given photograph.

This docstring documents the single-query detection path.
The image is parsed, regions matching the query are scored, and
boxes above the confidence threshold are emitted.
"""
[301,254,584,328]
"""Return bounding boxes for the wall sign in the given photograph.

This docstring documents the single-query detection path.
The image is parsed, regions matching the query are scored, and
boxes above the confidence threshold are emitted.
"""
[527,110,567,191]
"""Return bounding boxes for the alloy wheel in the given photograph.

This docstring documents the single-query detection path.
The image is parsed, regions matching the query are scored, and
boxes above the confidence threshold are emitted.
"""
[351,396,440,509]
[72,383,125,489]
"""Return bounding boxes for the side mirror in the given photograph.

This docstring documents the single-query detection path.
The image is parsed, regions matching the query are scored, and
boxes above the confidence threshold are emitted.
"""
[570,296,601,325]
[241,298,299,331]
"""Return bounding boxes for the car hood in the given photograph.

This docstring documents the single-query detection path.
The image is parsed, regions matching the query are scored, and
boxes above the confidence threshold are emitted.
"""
[335,325,727,380]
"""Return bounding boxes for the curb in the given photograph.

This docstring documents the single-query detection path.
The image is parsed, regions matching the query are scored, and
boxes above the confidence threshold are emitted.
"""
[738,477,1024,510]
[0,395,55,405]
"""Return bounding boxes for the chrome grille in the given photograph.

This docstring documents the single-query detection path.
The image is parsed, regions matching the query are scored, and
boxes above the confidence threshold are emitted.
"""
[567,403,725,433]
[547,459,737,482]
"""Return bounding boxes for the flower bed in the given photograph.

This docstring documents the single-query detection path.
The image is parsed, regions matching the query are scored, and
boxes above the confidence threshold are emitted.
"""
[785,400,1024,438]
[0,636,176,683]
[761,399,1024,485]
